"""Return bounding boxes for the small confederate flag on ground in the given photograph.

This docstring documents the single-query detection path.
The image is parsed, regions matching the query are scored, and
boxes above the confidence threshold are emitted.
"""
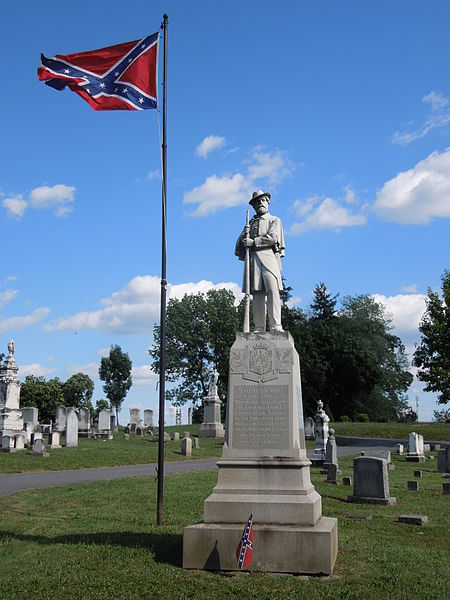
[236,514,253,570]
[37,32,159,111]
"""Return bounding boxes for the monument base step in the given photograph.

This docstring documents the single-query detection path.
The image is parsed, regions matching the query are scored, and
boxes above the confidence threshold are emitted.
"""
[406,455,425,462]
[347,495,396,505]
[198,424,224,438]
[183,517,337,574]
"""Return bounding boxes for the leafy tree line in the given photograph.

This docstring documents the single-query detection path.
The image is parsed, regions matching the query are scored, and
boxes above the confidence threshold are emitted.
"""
[18,344,133,424]
[150,283,415,422]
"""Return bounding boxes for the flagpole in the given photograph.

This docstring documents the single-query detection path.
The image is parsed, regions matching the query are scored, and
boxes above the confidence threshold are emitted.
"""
[157,12,168,527]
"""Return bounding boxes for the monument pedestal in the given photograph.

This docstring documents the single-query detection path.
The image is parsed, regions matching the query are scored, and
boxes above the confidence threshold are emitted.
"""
[183,332,337,574]
[198,392,224,438]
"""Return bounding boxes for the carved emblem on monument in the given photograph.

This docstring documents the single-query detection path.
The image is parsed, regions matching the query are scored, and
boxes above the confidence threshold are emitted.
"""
[230,339,293,384]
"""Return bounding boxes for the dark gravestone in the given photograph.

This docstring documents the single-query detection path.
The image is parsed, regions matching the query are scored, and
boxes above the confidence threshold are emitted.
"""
[407,480,419,491]
[347,457,396,505]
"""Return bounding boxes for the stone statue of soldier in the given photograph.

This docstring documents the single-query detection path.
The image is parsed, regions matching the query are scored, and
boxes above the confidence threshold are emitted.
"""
[235,190,285,333]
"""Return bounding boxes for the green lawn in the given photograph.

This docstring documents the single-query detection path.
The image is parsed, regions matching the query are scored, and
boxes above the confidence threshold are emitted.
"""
[0,425,224,474]
[331,421,450,441]
[0,452,448,599]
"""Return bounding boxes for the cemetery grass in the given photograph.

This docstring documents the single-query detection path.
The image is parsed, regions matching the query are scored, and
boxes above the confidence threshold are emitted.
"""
[331,421,450,441]
[0,453,448,599]
[0,425,225,474]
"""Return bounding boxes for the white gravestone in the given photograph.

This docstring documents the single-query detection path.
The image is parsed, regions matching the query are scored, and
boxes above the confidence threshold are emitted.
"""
[181,436,192,457]
[78,407,90,437]
[172,432,180,441]
[304,416,315,440]
[33,437,49,457]
[323,429,341,474]
[130,408,141,428]
[198,370,224,438]
[55,406,67,432]
[311,400,330,467]
[14,434,25,450]
[49,431,61,449]
[406,432,425,462]
[65,409,79,447]
[21,407,39,427]
[1,435,14,452]
[187,407,192,425]
[395,443,404,454]
[347,457,396,505]
[97,409,113,439]
[183,330,337,574]
[144,409,154,428]
[0,340,25,438]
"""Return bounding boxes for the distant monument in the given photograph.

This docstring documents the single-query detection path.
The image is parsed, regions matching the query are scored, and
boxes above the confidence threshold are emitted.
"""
[198,369,224,438]
[183,191,337,574]
[0,340,25,448]
[311,400,330,467]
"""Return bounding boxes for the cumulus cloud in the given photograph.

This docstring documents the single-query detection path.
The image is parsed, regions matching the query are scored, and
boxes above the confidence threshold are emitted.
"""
[147,169,161,181]
[371,293,427,340]
[18,363,58,378]
[289,196,366,235]
[185,148,295,216]
[0,307,50,334]
[195,135,226,158]
[3,195,27,219]
[373,149,450,224]
[132,364,159,386]
[0,289,18,309]
[29,184,76,217]
[66,362,99,379]
[44,275,242,334]
[392,91,450,145]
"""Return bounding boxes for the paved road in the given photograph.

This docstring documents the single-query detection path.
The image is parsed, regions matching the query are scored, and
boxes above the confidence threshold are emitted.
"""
[0,436,417,498]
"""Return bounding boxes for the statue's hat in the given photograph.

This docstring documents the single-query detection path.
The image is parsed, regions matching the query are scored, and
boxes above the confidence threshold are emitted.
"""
[249,189,271,206]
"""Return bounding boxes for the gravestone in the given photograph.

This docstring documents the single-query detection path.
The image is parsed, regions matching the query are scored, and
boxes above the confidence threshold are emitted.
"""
[164,431,170,442]
[22,407,39,428]
[33,437,49,457]
[395,443,404,454]
[130,408,141,429]
[181,435,192,457]
[124,425,130,435]
[326,463,338,484]
[49,431,61,449]
[183,330,337,574]
[1,435,14,452]
[443,482,450,495]
[367,449,391,463]
[423,443,431,453]
[187,407,192,425]
[172,432,180,441]
[144,409,154,428]
[310,399,330,467]
[65,409,79,447]
[343,476,352,486]
[406,432,425,462]
[323,429,340,474]
[198,370,225,438]
[55,405,67,432]
[175,408,182,426]
[0,340,25,441]
[407,480,419,491]
[193,437,200,449]
[437,448,450,473]
[97,409,113,439]
[432,444,440,452]
[304,416,315,440]
[24,422,33,445]
[347,457,396,505]
[14,434,25,450]
[136,427,143,436]
[78,407,90,437]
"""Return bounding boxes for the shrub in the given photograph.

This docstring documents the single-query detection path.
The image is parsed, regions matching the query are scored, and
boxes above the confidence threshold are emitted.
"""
[340,415,351,422]
[433,408,450,423]
[357,413,369,422]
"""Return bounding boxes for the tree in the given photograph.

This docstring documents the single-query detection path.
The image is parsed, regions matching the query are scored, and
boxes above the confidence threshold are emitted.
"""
[99,345,132,425]
[413,269,450,404]
[150,288,239,412]
[20,375,65,423]
[62,373,94,411]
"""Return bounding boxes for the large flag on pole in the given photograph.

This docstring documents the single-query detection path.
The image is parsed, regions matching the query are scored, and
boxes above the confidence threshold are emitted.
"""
[37,32,159,111]
[236,514,253,570]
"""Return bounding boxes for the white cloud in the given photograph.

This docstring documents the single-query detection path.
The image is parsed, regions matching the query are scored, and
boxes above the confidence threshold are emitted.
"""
[0,307,50,334]
[3,195,27,219]
[184,148,295,216]
[4,275,19,283]
[401,283,418,293]
[195,135,226,158]
[392,91,450,145]
[0,289,18,309]
[19,363,58,378]
[371,293,427,339]
[97,347,111,358]
[289,197,366,235]
[132,364,159,386]
[66,362,99,379]
[44,275,242,334]
[29,184,76,217]
[373,149,450,224]
[148,169,161,181]
[344,185,356,204]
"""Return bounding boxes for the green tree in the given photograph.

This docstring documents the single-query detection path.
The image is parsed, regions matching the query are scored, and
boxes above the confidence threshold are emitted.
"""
[150,288,239,411]
[98,345,132,425]
[62,373,94,411]
[413,269,450,404]
[20,375,65,423]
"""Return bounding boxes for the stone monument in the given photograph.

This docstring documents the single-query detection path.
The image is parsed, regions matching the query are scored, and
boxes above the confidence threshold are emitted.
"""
[0,340,25,446]
[347,457,396,505]
[130,408,141,432]
[22,407,39,429]
[187,407,192,425]
[406,432,425,462]
[304,416,315,440]
[55,405,67,432]
[183,191,337,574]
[323,428,340,475]
[144,408,154,428]
[65,409,79,447]
[198,369,225,438]
[97,409,113,439]
[311,400,330,468]
[175,407,182,426]
[78,407,91,437]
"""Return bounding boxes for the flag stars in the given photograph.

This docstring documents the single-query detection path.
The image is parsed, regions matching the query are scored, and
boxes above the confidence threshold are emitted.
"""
[123,88,128,94]
[115,71,120,76]
[100,83,105,88]
[138,97,144,104]
[64,69,70,74]
[128,58,132,63]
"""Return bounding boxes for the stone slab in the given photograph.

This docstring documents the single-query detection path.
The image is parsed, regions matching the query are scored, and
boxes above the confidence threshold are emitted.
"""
[398,515,428,526]
[183,517,337,574]
[414,470,422,478]
[406,455,425,463]
[407,481,419,491]
[347,495,396,505]
[443,482,450,495]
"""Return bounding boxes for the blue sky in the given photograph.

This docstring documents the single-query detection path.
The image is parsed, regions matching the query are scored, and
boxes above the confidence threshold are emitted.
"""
[1,1,449,423]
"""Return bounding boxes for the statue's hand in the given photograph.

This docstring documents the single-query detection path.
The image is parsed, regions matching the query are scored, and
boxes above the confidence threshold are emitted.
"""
[243,237,254,247]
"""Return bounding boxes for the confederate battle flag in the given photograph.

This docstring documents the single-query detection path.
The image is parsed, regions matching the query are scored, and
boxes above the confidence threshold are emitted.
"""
[236,514,253,570]
[37,31,159,111]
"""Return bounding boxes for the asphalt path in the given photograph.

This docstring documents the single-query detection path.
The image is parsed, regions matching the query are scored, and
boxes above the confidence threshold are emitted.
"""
[0,436,423,498]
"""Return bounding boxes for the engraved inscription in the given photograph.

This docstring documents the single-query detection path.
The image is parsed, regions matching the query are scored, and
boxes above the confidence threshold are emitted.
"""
[232,385,289,449]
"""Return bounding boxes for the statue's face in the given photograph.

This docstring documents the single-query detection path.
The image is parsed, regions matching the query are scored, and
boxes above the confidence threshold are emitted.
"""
[252,196,269,216]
